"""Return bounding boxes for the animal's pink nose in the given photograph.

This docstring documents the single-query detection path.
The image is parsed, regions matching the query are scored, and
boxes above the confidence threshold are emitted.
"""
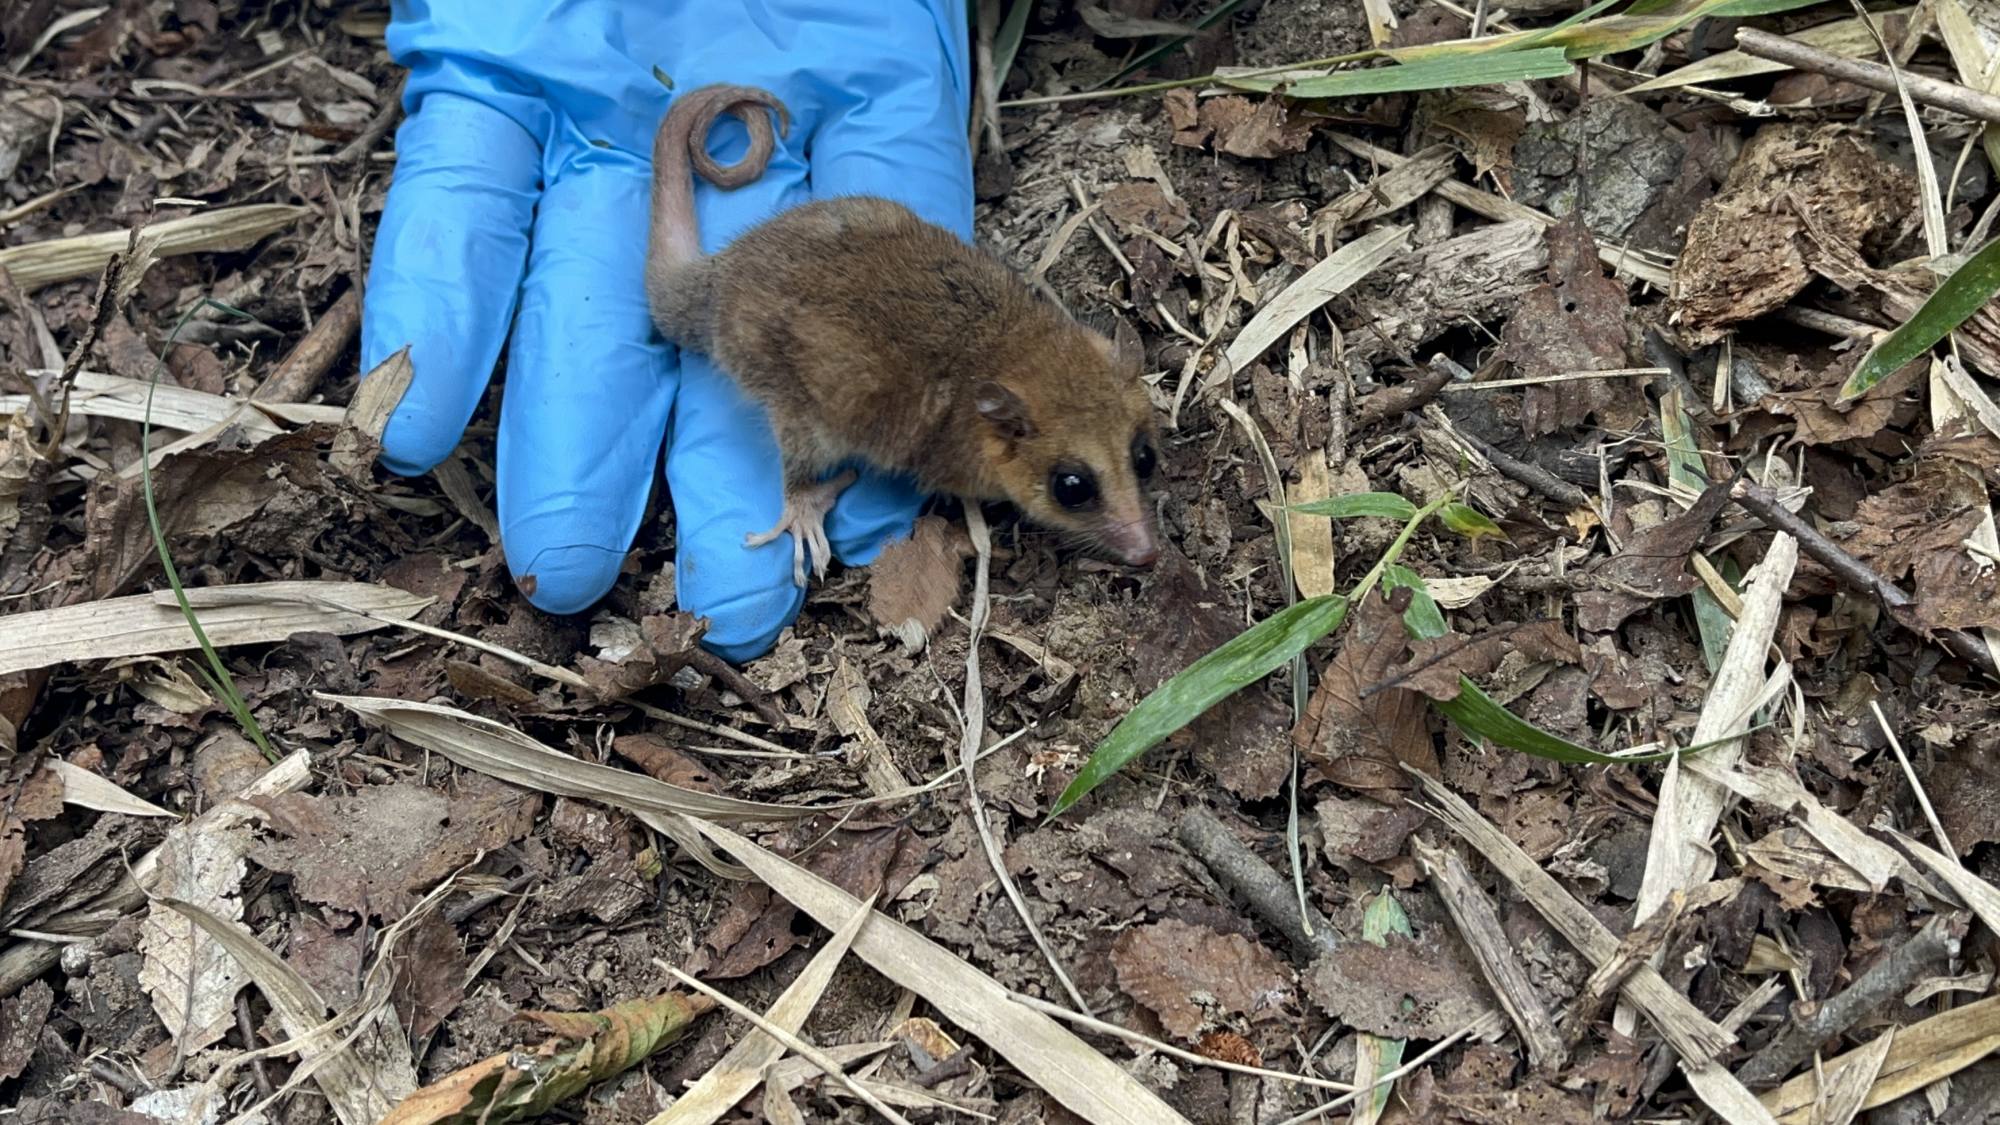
[1105,518,1159,567]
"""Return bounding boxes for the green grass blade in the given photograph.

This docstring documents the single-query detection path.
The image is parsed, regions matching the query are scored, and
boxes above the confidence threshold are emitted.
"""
[143,298,278,762]
[1221,46,1573,98]
[1841,235,2000,400]
[1050,594,1350,818]
[993,0,1033,94]
[1290,492,1420,520]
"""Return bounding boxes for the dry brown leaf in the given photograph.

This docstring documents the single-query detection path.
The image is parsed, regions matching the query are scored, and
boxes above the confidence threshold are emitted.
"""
[1575,484,1731,633]
[1305,929,1498,1039]
[139,821,254,1052]
[866,515,973,651]
[1499,216,1642,436]
[1295,588,1435,796]
[1111,918,1295,1040]
[1393,620,1580,701]
[1832,458,2000,630]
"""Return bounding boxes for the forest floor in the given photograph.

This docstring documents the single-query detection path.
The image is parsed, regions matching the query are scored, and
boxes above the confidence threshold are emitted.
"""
[4,1,2000,1123]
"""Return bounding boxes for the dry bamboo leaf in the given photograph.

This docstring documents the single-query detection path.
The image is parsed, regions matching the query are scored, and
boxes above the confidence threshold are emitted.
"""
[0,204,307,291]
[0,581,431,675]
[647,895,880,1125]
[1815,1029,1895,1125]
[687,818,1192,1125]
[1424,574,1498,609]
[0,370,343,437]
[1886,828,2000,937]
[320,693,855,823]
[1761,997,2000,1121]
[1222,225,1411,376]
[1623,12,1908,94]
[1630,535,1798,931]
[1290,455,1337,599]
[331,347,412,479]
[1689,761,1935,895]
[48,759,171,817]
[160,896,418,1125]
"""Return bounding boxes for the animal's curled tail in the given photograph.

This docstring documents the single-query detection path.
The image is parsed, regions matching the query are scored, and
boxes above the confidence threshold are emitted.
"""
[648,84,791,270]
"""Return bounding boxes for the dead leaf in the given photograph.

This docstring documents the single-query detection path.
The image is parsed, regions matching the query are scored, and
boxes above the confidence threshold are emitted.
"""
[1295,588,1436,796]
[865,515,972,651]
[1111,918,1294,1040]
[1392,620,1581,701]
[251,778,538,920]
[1575,483,1731,633]
[1831,457,2000,630]
[1499,217,1641,436]
[575,612,707,698]
[138,820,254,1052]
[0,980,52,1084]
[1305,929,1497,1038]
[378,992,715,1125]
[1174,94,1316,158]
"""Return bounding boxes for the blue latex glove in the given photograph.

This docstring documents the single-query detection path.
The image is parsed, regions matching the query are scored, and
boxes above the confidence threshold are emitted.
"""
[360,1,973,662]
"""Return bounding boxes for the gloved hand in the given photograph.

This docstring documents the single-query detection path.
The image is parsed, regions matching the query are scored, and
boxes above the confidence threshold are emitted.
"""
[360,1,973,662]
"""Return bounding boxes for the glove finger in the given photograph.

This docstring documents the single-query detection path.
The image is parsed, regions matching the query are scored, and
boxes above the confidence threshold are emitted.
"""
[497,157,675,614]
[804,1,974,239]
[361,92,541,475]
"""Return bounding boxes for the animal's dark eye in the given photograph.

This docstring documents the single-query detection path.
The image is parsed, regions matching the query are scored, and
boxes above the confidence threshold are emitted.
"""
[1050,466,1099,511]
[1131,436,1156,479]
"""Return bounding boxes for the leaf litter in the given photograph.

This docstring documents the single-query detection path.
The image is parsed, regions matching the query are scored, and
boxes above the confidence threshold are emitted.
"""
[10,2,2000,1124]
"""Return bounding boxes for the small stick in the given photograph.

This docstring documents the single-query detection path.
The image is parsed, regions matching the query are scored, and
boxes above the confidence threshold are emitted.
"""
[1352,362,1452,428]
[1735,913,1965,1088]
[1009,991,1356,1093]
[1730,481,2000,681]
[1447,420,1593,509]
[660,965,915,1125]
[1177,806,1339,960]
[1413,839,1565,1073]
[251,287,360,403]
[1735,28,2000,124]
[1871,700,1955,855]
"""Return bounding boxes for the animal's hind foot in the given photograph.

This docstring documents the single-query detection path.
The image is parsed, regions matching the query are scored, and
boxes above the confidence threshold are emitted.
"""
[744,470,858,587]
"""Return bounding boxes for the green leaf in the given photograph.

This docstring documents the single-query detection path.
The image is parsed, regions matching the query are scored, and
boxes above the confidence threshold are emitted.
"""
[993,0,1033,94]
[1049,595,1350,818]
[1841,235,2000,400]
[1438,503,1506,540]
[1222,46,1573,98]
[1290,492,1420,520]
[1382,565,1447,638]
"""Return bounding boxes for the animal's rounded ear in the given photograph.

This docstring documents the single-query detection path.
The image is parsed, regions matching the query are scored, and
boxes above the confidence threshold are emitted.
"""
[1085,317,1144,379]
[974,380,1037,441]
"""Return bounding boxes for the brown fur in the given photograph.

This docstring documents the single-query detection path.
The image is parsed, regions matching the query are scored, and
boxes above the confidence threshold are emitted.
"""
[647,84,1160,564]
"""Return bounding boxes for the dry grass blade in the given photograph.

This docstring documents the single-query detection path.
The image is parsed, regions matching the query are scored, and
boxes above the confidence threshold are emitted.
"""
[685,818,1193,1124]
[158,896,417,1125]
[318,693,851,823]
[0,204,307,291]
[1221,225,1410,377]
[648,895,881,1125]
[0,581,433,675]
[1885,828,2000,937]
[0,369,342,437]
[1685,758,1939,897]
[1760,996,2000,1121]
[49,758,171,817]
[1622,10,1906,95]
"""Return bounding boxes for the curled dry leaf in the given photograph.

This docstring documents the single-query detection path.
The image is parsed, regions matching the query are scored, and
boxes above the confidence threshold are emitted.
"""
[378,992,716,1125]
[1498,216,1643,437]
[1575,483,1731,634]
[1164,89,1316,158]
[1391,620,1581,702]
[575,611,707,698]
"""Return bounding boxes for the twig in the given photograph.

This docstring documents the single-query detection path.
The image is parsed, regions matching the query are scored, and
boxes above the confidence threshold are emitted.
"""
[251,287,361,403]
[334,75,406,165]
[1871,700,1955,855]
[685,646,789,730]
[1009,991,1355,1092]
[1176,807,1339,960]
[1735,28,2000,124]
[1736,913,1966,1088]
[1353,362,1453,428]
[660,965,915,1125]
[1730,481,2000,681]
[957,505,1092,1015]
[236,991,276,1101]
[1413,839,1565,1073]
[1441,415,1593,509]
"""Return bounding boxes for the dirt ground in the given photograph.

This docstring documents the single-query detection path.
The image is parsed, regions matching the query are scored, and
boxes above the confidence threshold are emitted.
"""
[5,0,2000,1123]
